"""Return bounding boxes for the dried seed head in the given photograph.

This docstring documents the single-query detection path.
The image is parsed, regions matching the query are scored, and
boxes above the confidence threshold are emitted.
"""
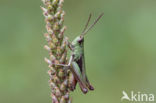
[58,69,64,78]
[59,19,64,26]
[44,45,51,51]
[54,60,59,64]
[47,15,54,21]
[60,96,66,103]
[60,84,66,91]
[51,94,59,103]
[58,26,66,38]
[53,37,59,44]
[42,0,51,6]
[60,79,68,91]
[50,81,56,88]
[47,4,53,11]
[58,0,64,7]
[55,10,62,18]
[46,21,51,27]
[41,0,71,102]
[53,75,60,83]
[40,6,48,16]
[49,42,56,49]
[48,69,56,76]
[53,22,60,31]
[52,0,59,6]
[61,39,67,50]
[44,33,52,41]
[49,66,56,74]
[61,11,65,19]
[47,29,54,34]
[59,51,67,63]
[64,93,69,100]
[44,57,52,65]
[56,46,62,55]
[50,55,56,61]
[55,87,61,97]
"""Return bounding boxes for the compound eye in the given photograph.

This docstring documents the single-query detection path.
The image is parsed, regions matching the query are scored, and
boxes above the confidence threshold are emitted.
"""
[78,40,81,43]
[78,38,83,44]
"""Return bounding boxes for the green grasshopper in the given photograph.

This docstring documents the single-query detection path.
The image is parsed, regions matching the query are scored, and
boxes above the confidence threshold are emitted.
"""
[54,13,104,94]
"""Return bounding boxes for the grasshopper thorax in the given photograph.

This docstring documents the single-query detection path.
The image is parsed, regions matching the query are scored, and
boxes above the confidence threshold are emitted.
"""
[71,35,84,61]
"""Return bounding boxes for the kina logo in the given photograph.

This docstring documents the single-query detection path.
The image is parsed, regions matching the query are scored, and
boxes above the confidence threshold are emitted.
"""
[121,91,154,102]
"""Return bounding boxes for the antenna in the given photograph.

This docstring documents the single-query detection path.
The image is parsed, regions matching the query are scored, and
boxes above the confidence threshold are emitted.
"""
[81,13,104,37]
[82,13,92,33]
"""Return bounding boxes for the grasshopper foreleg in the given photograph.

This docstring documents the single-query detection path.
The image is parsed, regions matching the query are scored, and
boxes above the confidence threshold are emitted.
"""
[55,56,73,66]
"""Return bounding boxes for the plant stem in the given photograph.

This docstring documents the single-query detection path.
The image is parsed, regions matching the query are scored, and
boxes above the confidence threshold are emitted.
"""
[41,0,72,103]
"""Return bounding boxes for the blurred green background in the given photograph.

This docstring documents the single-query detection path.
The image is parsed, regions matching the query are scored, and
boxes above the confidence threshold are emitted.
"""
[0,0,156,103]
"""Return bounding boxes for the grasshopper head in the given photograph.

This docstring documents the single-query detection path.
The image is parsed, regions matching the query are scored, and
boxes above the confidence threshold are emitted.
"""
[72,36,84,46]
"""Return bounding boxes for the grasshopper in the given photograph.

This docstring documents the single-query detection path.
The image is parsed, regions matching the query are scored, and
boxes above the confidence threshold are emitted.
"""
[54,13,104,94]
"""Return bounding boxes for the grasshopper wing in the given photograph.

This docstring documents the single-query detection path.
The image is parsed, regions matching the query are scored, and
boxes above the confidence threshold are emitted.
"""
[76,40,94,90]
[70,61,88,94]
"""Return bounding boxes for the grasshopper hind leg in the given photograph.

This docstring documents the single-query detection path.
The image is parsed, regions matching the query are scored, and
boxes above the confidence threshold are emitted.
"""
[71,62,89,94]
[78,81,88,94]
[85,76,94,90]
